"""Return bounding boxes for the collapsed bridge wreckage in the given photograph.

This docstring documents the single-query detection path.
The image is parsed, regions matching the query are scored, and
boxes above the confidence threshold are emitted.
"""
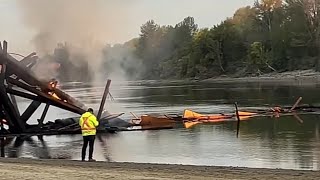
[3,40,319,138]
[0,40,121,136]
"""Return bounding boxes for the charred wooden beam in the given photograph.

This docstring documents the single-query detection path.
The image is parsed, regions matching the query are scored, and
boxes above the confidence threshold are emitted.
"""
[6,87,83,118]
[27,60,37,69]
[5,53,85,107]
[97,79,111,120]
[0,41,26,132]
[20,101,41,123]
[5,54,42,86]
[7,78,85,114]
[9,94,19,116]
[8,84,20,116]
[0,41,110,135]
[235,102,241,138]
[2,48,87,112]
[3,41,7,55]
[6,66,85,111]
[38,104,50,128]
[0,74,24,131]
[19,52,37,68]
[6,88,41,101]
[0,138,4,157]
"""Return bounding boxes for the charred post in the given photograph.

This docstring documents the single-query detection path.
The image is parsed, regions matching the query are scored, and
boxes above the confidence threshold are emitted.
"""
[0,41,26,132]
[97,79,111,121]
[8,85,20,117]
[38,104,50,128]
[235,102,241,138]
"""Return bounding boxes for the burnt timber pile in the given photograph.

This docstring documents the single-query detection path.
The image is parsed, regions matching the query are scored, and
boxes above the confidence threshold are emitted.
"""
[0,40,114,136]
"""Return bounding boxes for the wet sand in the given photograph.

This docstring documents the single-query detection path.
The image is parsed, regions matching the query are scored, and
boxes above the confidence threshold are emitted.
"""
[0,158,319,180]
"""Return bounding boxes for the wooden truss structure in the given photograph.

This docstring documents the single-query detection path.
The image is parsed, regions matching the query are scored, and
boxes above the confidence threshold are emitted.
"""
[0,41,110,135]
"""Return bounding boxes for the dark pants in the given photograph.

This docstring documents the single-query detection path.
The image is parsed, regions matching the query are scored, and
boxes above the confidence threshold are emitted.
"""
[82,135,95,160]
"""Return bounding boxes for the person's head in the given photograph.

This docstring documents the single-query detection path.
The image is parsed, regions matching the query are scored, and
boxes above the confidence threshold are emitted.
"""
[87,108,94,114]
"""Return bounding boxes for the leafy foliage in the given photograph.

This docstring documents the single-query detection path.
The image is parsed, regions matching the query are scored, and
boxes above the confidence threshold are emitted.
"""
[102,0,320,80]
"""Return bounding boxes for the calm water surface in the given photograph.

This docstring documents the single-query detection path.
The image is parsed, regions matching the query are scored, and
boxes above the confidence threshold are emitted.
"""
[5,81,320,170]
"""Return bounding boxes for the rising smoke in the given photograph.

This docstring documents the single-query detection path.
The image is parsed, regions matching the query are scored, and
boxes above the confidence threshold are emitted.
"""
[16,0,136,83]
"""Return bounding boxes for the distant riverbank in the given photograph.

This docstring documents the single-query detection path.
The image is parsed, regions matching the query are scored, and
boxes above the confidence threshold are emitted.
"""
[0,158,319,180]
[134,69,320,86]
[201,69,320,85]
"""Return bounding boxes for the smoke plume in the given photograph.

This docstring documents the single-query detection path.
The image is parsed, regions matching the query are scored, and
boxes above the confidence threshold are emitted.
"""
[16,0,133,83]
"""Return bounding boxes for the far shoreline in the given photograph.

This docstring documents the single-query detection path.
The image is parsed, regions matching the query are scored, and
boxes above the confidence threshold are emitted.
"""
[131,69,320,86]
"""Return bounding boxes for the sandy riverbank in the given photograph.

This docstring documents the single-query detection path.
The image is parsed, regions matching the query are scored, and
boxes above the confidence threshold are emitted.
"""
[0,158,319,180]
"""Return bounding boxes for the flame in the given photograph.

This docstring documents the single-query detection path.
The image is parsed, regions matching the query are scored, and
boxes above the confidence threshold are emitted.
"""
[49,92,61,100]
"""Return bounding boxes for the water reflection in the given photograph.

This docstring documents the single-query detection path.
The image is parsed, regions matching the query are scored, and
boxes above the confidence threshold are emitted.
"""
[5,81,320,170]
[1,114,320,170]
[6,136,50,158]
[4,134,114,161]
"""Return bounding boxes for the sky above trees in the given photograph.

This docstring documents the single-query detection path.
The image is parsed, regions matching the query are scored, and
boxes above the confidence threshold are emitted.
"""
[0,0,253,54]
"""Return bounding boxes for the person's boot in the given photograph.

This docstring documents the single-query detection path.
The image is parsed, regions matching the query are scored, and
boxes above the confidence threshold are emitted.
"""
[88,159,96,162]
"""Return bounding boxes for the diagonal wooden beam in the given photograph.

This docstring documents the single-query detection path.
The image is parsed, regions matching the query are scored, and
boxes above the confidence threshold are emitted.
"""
[6,88,41,101]
[38,104,50,128]
[5,54,87,109]
[8,78,85,115]
[19,52,37,67]
[20,101,42,123]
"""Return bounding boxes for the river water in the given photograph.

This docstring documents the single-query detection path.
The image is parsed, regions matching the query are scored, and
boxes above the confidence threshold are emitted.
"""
[5,80,320,170]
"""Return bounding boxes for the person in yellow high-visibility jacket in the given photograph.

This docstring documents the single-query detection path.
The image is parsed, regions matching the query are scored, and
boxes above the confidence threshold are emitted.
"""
[79,108,99,161]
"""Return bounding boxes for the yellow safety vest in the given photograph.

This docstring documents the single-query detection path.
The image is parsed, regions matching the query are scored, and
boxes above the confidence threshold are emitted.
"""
[79,112,99,136]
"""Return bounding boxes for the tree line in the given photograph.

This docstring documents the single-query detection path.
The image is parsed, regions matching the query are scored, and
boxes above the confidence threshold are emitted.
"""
[102,0,320,80]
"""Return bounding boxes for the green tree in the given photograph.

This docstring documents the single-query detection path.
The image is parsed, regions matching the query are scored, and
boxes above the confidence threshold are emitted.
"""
[248,42,268,74]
